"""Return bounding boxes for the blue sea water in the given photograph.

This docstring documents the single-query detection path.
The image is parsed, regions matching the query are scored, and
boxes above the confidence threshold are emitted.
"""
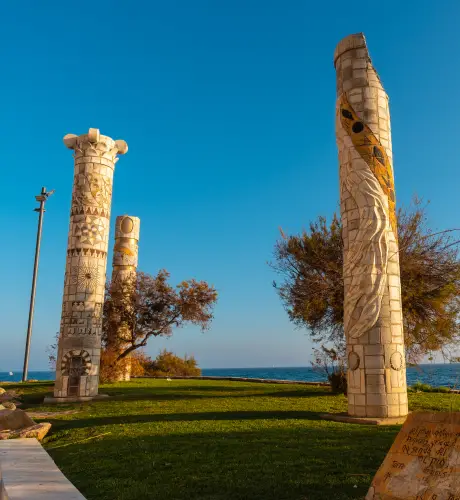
[2,364,460,387]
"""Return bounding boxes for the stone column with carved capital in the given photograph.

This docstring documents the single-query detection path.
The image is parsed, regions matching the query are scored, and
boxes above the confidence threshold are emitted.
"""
[52,128,128,401]
[334,34,408,420]
[109,215,140,381]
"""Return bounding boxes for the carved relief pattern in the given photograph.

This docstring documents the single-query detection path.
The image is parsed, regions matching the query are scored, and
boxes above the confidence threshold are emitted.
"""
[108,216,140,380]
[71,172,112,212]
[339,95,396,236]
[73,215,107,247]
[335,33,407,419]
[338,97,389,341]
[71,263,100,293]
[53,129,127,399]
[60,350,92,376]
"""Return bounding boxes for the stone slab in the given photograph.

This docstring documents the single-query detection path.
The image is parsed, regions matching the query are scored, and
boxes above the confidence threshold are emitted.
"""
[366,412,460,499]
[320,412,407,426]
[0,438,86,499]
[43,394,109,404]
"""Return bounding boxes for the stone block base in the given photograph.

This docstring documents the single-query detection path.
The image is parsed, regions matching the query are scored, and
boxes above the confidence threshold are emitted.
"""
[319,412,407,426]
[43,394,110,404]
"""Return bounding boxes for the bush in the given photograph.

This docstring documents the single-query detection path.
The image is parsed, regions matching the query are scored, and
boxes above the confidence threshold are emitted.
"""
[130,350,151,377]
[328,371,347,395]
[144,350,201,377]
[100,349,151,383]
[99,349,129,383]
[311,342,347,395]
[409,381,451,393]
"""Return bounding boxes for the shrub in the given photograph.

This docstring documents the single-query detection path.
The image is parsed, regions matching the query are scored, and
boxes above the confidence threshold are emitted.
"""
[99,349,128,383]
[144,350,201,377]
[410,381,451,393]
[99,349,151,383]
[311,342,347,395]
[328,371,347,395]
[130,350,152,377]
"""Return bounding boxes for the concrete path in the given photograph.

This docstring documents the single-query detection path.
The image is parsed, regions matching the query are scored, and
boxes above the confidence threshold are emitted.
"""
[0,438,86,499]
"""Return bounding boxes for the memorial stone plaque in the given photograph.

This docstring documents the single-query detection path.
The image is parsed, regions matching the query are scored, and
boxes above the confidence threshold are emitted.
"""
[366,412,460,500]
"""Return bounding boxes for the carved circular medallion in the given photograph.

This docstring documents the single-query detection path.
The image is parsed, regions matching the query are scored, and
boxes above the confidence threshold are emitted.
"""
[348,351,360,371]
[121,217,134,234]
[390,351,403,371]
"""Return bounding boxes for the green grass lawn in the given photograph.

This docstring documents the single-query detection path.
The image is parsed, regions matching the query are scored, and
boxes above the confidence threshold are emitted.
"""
[4,379,460,500]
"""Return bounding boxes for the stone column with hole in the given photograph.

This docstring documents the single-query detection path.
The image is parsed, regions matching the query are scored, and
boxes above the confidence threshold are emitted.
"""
[334,33,408,419]
[109,215,140,381]
[51,128,128,402]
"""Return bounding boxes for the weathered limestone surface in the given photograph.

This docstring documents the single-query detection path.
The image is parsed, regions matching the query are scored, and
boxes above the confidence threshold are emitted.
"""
[109,215,140,381]
[366,412,460,499]
[0,438,86,499]
[0,410,51,441]
[334,33,408,419]
[53,128,128,400]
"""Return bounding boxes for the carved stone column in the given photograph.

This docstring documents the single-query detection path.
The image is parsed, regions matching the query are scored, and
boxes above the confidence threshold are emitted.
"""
[51,128,128,401]
[334,34,408,419]
[109,215,140,381]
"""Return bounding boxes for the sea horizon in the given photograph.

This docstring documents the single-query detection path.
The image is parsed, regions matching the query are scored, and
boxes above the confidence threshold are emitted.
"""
[2,363,460,387]
[4,362,454,372]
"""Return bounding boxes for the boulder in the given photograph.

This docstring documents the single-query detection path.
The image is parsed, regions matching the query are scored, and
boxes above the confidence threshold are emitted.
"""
[0,409,35,430]
[0,423,51,441]
[0,409,51,441]
[0,390,17,402]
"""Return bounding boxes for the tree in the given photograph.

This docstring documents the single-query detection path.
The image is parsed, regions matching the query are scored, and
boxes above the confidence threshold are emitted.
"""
[311,340,347,394]
[46,331,59,371]
[143,349,202,377]
[102,270,218,362]
[271,200,460,363]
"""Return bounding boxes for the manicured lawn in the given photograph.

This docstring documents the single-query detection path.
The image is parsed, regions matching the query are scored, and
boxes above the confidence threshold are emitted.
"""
[5,379,460,500]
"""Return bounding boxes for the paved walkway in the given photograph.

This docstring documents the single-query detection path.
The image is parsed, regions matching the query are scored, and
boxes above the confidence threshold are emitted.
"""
[0,438,86,499]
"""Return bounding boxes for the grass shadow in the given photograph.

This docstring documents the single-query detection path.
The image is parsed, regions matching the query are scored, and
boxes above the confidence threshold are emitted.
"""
[44,410,327,431]
[45,425,396,500]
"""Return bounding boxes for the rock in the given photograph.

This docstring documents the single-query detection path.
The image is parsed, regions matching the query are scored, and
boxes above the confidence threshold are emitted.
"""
[0,423,51,441]
[0,409,51,441]
[0,391,16,402]
[2,402,16,410]
[0,388,5,395]
[0,409,35,431]
[16,423,51,440]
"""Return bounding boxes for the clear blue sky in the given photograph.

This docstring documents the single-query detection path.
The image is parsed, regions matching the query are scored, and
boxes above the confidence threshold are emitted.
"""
[1,0,459,370]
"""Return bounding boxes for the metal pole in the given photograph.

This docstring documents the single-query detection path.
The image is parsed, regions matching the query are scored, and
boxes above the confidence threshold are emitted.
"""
[22,187,54,382]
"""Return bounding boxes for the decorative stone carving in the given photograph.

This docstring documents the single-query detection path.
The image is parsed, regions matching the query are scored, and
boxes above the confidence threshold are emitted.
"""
[52,128,128,400]
[390,351,403,371]
[109,215,140,381]
[335,33,408,419]
[348,351,360,371]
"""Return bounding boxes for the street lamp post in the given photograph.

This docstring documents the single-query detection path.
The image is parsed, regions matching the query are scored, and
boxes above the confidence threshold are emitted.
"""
[22,187,54,383]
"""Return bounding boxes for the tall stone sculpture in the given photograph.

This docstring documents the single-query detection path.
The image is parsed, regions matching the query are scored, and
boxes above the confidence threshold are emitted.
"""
[51,128,128,401]
[334,34,408,419]
[109,215,140,381]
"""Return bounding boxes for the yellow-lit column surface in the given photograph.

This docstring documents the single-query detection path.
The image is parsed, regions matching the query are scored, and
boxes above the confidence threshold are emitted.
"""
[51,128,128,401]
[109,215,140,381]
[334,34,408,419]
